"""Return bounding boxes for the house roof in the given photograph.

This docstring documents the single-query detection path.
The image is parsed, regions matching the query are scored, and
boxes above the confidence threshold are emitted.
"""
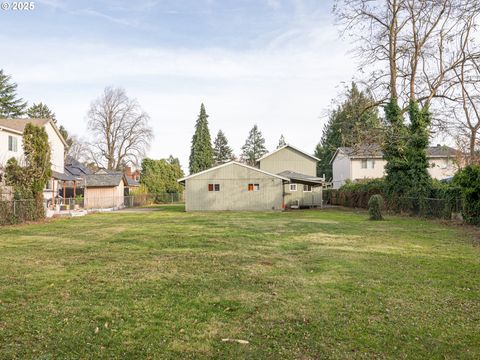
[84,173,126,187]
[65,156,93,177]
[0,118,68,146]
[178,161,290,183]
[126,177,140,187]
[330,144,458,164]
[277,170,325,185]
[52,170,77,182]
[257,144,320,163]
[427,145,458,157]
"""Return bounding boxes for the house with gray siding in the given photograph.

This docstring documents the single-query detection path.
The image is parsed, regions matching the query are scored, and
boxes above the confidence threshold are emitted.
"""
[257,145,324,208]
[179,162,289,211]
[179,144,325,211]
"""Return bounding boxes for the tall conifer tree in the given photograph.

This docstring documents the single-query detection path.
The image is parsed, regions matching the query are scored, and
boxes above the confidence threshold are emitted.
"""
[213,130,233,164]
[0,69,27,118]
[241,124,268,166]
[27,102,57,122]
[314,82,382,178]
[189,103,213,174]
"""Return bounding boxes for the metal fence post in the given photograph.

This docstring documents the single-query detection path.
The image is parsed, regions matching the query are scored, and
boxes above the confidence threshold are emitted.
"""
[13,200,16,216]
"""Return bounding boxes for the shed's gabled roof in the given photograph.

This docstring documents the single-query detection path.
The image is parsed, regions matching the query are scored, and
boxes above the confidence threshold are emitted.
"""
[257,144,320,162]
[178,161,290,183]
[84,173,126,187]
[0,118,68,146]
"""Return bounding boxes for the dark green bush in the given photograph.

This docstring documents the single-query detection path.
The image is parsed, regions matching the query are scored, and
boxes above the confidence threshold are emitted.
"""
[368,194,384,220]
[453,165,480,226]
[329,179,386,208]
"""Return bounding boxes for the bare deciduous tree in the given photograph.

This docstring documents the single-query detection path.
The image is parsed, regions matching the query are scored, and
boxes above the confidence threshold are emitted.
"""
[67,135,90,163]
[334,0,478,111]
[449,10,480,163]
[87,87,153,170]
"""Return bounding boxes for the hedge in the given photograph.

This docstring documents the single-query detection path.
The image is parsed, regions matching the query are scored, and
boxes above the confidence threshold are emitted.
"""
[324,178,463,220]
[0,198,44,226]
[453,165,480,226]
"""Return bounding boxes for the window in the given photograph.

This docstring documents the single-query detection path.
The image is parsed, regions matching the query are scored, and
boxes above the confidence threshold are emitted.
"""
[289,184,297,191]
[361,159,375,169]
[8,136,18,152]
[208,183,220,192]
[248,183,260,191]
[303,184,312,192]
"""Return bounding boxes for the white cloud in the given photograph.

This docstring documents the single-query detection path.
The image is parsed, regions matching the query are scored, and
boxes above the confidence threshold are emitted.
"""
[0,18,356,173]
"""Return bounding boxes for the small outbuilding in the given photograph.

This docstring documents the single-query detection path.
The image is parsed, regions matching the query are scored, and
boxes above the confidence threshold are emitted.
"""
[83,173,127,209]
[178,161,289,211]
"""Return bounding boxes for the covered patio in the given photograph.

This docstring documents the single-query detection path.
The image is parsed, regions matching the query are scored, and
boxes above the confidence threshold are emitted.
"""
[278,170,325,208]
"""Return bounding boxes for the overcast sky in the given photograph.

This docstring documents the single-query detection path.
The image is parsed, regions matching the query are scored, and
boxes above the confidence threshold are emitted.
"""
[1,0,357,171]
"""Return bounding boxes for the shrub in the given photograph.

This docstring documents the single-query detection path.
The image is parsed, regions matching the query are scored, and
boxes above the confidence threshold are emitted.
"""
[368,194,384,220]
[332,179,386,208]
[453,165,480,226]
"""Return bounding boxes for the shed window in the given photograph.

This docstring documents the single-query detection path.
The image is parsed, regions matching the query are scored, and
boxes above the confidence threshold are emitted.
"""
[208,183,220,192]
[361,159,375,169]
[8,136,18,152]
[248,183,260,191]
[289,184,297,191]
[303,184,312,192]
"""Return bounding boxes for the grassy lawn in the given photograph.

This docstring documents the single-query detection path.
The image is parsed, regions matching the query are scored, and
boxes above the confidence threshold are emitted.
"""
[0,206,479,359]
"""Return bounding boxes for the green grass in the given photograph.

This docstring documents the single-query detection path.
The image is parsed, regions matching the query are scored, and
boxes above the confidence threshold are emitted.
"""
[0,206,479,359]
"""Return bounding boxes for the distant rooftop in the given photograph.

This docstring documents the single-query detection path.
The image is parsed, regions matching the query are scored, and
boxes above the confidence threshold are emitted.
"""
[0,118,50,133]
[332,144,458,163]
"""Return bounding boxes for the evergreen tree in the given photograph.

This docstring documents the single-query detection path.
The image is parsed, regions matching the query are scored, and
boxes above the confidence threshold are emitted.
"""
[167,155,181,167]
[141,158,184,195]
[0,69,27,118]
[213,130,233,164]
[241,124,268,166]
[26,102,56,122]
[5,123,51,219]
[382,98,433,202]
[189,103,214,174]
[26,102,72,155]
[58,125,72,148]
[314,82,382,179]
[383,99,410,198]
[277,134,286,148]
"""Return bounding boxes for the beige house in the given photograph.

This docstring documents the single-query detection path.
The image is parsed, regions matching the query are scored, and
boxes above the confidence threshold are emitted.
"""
[83,173,127,210]
[330,144,459,189]
[0,118,68,202]
[179,144,325,211]
[258,145,324,208]
[179,162,288,211]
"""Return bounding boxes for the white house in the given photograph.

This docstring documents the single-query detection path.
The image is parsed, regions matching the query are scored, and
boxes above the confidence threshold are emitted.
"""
[0,118,69,202]
[330,144,459,189]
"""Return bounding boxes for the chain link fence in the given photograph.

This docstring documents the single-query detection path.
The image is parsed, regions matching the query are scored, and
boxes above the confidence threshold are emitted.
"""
[1,193,184,226]
[324,190,463,220]
[0,198,44,226]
